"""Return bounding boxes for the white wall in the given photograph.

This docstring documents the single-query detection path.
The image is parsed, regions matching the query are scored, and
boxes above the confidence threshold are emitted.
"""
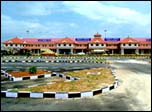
[121,43,138,48]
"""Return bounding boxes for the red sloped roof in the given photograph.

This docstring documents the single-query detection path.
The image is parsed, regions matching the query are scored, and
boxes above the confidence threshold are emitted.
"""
[134,38,151,44]
[89,37,105,43]
[24,41,56,44]
[120,37,139,43]
[57,37,75,43]
[3,37,25,44]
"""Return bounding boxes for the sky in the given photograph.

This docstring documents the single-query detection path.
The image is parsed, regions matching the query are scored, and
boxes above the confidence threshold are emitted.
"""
[1,1,151,42]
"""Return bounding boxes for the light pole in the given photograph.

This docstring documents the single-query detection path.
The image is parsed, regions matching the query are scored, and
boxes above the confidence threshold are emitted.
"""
[26,30,29,37]
[104,30,107,38]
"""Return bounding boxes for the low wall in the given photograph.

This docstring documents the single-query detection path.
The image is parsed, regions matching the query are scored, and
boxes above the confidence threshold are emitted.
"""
[2,59,105,64]
[1,70,79,82]
[1,69,119,99]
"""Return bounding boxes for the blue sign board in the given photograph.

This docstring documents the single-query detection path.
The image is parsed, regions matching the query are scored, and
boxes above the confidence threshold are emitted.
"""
[146,38,151,42]
[75,38,91,41]
[38,39,51,42]
[104,38,120,41]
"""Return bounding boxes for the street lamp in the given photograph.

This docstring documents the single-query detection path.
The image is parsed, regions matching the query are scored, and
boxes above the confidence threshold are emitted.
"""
[26,30,30,37]
[104,30,107,38]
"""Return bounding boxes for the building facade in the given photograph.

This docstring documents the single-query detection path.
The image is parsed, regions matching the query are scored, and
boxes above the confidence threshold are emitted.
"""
[2,33,151,55]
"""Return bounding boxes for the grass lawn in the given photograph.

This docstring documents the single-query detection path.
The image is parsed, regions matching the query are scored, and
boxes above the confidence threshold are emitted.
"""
[17,68,115,92]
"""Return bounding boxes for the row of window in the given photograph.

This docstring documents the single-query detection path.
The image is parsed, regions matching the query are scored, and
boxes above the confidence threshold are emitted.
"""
[123,44,150,46]
[123,44,137,46]
[5,43,150,47]
[90,44,105,46]
[58,44,72,46]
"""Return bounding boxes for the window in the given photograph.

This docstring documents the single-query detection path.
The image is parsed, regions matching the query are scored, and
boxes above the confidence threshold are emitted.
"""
[10,44,13,46]
[69,44,71,46]
[91,44,93,46]
[15,44,17,46]
[123,44,125,46]
[96,43,99,46]
[129,44,131,46]
[134,44,136,46]
[58,44,60,46]
[64,44,66,46]
[102,44,104,46]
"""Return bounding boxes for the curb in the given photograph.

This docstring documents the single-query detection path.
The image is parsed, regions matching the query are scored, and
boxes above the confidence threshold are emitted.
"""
[1,69,119,99]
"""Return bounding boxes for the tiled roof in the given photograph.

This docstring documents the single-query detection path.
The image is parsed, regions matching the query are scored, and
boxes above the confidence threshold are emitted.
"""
[89,37,105,43]
[120,37,138,43]
[57,37,75,43]
[3,37,24,44]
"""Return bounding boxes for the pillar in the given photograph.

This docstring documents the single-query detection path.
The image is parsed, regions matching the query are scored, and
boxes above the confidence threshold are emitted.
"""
[135,49,139,54]
[121,49,124,55]
[56,49,59,54]
[112,49,114,54]
[141,49,144,54]
[71,49,73,54]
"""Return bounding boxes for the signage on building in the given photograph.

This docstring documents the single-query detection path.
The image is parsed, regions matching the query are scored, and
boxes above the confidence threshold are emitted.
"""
[75,38,91,41]
[38,39,51,42]
[146,38,151,42]
[104,38,120,41]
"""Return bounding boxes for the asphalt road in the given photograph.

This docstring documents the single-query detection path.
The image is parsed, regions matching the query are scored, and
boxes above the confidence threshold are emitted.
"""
[1,62,107,72]
[1,59,151,111]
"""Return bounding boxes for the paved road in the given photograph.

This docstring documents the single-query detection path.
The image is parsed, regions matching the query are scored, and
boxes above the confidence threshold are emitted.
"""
[1,63,108,72]
[1,76,65,91]
[1,59,151,111]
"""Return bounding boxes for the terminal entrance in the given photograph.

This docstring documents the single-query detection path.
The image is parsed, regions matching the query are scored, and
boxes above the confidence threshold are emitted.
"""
[59,49,71,54]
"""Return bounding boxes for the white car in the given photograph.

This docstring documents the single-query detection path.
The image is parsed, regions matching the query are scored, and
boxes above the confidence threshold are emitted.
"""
[77,52,85,55]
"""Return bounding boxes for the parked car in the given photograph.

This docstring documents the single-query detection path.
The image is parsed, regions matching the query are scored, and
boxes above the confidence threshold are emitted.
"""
[77,52,85,55]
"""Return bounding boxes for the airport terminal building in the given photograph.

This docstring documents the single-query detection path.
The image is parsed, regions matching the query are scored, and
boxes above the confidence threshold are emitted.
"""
[2,33,151,55]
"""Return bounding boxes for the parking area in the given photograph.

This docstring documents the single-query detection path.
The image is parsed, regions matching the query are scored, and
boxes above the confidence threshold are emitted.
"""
[1,58,151,111]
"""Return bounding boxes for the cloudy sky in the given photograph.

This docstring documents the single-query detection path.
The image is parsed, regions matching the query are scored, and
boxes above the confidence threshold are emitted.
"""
[1,1,151,42]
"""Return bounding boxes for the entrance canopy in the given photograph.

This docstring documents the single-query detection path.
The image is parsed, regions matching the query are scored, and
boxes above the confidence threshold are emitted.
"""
[40,48,57,56]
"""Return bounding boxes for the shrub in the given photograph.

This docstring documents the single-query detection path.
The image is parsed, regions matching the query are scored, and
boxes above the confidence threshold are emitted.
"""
[28,66,37,74]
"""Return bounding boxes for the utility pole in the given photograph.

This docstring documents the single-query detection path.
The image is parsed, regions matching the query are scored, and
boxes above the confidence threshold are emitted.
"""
[26,30,29,37]
[104,30,107,38]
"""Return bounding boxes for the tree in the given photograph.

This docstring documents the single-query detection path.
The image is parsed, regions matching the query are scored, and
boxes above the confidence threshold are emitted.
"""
[28,66,37,74]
